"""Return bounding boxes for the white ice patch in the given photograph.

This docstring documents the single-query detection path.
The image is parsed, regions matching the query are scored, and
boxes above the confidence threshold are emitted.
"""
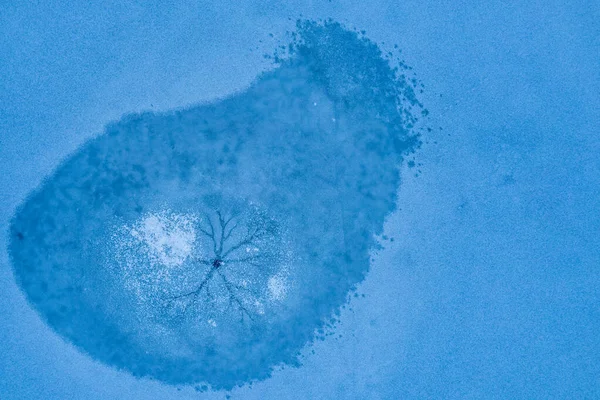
[267,274,288,301]
[129,211,197,267]
[253,300,265,315]
[109,210,201,314]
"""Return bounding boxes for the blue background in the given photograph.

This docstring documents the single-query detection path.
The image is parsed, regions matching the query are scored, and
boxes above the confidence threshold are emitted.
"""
[1,1,598,398]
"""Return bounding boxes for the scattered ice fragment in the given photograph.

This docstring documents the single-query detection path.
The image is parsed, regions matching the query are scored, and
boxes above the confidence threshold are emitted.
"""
[268,274,288,301]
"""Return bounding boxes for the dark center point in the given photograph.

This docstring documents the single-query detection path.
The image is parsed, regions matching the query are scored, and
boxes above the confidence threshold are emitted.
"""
[212,259,223,268]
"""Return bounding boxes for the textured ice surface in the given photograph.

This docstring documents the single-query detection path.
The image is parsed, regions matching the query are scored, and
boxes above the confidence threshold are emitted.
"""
[8,20,423,390]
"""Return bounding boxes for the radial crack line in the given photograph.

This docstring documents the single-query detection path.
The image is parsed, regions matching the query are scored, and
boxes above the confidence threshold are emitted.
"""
[166,267,216,302]
[222,229,264,258]
[204,213,218,255]
[226,255,264,264]
[217,270,255,321]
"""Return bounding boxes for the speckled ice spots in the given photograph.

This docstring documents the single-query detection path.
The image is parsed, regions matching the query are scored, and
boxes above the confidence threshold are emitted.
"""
[110,210,199,309]
[128,211,198,268]
[268,274,288,301]
[110,202,289,326]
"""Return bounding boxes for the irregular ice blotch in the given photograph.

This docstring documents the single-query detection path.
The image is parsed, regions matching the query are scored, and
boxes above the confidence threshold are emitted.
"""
[128,211,197,267]
[268,274,288,301]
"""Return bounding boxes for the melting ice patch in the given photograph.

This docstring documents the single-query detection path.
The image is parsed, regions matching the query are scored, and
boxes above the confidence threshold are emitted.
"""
[8,19,426,391]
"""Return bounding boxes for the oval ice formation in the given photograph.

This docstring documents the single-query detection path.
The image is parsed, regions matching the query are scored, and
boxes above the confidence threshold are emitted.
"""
[8,20,424,390]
